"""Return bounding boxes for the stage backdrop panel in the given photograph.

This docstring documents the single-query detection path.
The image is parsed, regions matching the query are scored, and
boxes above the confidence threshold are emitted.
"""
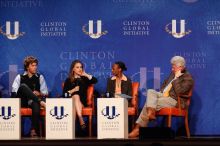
[0,0,220,135]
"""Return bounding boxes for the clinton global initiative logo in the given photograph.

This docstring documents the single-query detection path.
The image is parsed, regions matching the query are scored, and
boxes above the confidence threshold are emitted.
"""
[40,21,67,37]
[0,21,25,40]
[175,51,207,69]
[122,20,150,36]
[207,20,220,35]
[82,20,108,39]
[0,0,43,8]
[0,106,16,120]
[59,51,114,81]
[50,106,68,120]
[101,106,120,120]
[165,19,191,38]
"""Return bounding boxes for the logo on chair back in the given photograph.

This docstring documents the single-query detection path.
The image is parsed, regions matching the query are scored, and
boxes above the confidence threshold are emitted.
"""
[101,106,120,120]
[82,20,108,39]
[50,106,68,120]
[0,106,16,120]
[0,21,25,40]
[165,19,191,38]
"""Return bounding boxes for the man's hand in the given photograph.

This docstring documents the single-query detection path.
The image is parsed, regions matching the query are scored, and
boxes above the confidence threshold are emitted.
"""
[33,90,41,97]
[175,70,183,78]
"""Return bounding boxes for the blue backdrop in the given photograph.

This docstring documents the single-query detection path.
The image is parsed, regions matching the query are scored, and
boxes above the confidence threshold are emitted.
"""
[0,0,220,135]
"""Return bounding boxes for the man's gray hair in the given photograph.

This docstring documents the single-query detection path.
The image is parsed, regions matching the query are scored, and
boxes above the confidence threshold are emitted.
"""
[170,56,186,67]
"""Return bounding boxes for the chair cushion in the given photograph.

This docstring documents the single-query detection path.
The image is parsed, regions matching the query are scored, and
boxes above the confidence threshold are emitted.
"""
[156,107,186,116]
[21,108,45,116]
[82,107,93,115]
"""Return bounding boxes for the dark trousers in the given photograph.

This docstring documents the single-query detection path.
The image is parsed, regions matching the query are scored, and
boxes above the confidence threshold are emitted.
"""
[12,84,42,134]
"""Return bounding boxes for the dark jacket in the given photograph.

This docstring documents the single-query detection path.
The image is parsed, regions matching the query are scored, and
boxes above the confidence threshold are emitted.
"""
[63,76,97,106]
[160,70,194,108]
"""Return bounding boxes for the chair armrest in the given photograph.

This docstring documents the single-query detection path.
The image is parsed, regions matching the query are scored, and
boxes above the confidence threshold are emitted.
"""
[177,88,193,109]
[131,82,139,112]
[87,85,94,107]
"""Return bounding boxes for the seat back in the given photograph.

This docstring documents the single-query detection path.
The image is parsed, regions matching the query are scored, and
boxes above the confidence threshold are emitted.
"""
[177,88,193,110]
[86,85,94,107]
[131,82,139,114]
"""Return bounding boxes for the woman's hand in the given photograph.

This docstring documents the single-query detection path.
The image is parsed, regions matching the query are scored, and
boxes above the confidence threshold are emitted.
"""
[81,71,92,79]
[81,71,88,77]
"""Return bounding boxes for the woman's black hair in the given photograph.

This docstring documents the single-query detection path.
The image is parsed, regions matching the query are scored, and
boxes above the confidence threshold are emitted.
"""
[115,61,127,71]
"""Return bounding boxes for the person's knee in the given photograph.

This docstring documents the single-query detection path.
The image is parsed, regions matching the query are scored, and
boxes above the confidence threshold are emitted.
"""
[157,98,166,105]
[20,83,29,90]
[147,89,156,94]
[72,94,80,100]
[157,98,176,108]
[147,89,158,98]
[19,83,32,94]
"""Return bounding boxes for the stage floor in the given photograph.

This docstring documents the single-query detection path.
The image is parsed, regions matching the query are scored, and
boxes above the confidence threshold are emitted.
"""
[1,137,220,146]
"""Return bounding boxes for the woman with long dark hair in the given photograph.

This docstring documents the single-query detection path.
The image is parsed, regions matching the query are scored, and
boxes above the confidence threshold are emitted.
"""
[63,60,97,129]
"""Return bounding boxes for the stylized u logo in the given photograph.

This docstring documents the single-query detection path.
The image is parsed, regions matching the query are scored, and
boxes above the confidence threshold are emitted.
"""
[89,20,102,39]
[165,19,191,38]
[82,20,107,39]
[6,21,20,40]
[54,106,64,118]
[0,21,25,40]
[101,106,120,119]
[0,106,15,120]
[50,106,68,120]
[171,20,186,38]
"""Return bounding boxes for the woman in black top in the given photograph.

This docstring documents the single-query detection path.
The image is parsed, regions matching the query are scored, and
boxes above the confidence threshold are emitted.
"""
[63,60,97,128]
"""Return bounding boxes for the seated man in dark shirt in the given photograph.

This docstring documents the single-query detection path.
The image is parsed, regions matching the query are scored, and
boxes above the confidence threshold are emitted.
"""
[12,56,48,137]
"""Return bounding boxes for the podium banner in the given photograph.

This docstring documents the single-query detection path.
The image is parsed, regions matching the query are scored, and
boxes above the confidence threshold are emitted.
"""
[46,98,75,140]
[97,98,128,139]
[0,98,20,140]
